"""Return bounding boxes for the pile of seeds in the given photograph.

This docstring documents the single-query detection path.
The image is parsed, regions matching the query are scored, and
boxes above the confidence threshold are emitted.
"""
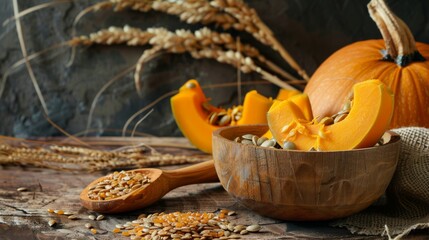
[113,210,262,239]
[234,134,282,149]
[205,104,243,127]
[88,170,151,200]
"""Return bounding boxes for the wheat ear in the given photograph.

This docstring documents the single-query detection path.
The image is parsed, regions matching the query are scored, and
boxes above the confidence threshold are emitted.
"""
[83,0,309,80]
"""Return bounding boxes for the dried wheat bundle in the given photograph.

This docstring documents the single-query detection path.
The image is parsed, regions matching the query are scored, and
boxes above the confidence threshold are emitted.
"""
[79,0,309,80]
[0,141,210,172]
[70,26,295,81]
[70,26,300,92]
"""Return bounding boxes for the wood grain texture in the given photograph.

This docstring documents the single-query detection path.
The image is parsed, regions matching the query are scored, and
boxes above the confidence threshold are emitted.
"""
[3,137,429,239]
[212,125,400,221]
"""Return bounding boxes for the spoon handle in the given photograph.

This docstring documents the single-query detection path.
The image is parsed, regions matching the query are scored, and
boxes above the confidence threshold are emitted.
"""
[163,160,218,189]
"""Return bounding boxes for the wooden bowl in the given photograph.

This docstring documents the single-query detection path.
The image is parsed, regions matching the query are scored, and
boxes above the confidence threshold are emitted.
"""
[212,125,400,221]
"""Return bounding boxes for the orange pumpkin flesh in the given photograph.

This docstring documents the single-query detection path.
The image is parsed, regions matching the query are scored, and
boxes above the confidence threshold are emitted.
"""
[304,0,429,128]
[268,80,394,151]
[171,80,272,153]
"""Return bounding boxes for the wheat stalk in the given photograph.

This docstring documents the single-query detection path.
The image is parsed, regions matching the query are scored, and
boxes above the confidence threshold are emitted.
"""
[0,141,210,172]
[70,26,296,81]
[83,0,309,80]
[71,26,299,90]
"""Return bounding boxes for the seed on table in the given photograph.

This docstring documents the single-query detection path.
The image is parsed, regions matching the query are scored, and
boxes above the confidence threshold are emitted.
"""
[233,225,245,232]
[17,187,27,192]
[85,223,93,229]
[90,228,97,234]
[63,211,73,216]
[68,215,79,220]
[88,214,96,220]
[96,215,104,221]
[234,137,241,143]
[227,223,235,231]
[47,209,54,213]
[240,230,248,235]
[54,210,64,215]
[48,219,56,227]
[227,211,236,216]
[246,224,261,232]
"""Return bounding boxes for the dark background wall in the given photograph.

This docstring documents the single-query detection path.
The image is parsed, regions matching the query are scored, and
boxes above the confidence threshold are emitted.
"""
[0,0,428,138]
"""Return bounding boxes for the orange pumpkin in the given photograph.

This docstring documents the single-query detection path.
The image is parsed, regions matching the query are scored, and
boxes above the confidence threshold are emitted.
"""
[304,0,429,128]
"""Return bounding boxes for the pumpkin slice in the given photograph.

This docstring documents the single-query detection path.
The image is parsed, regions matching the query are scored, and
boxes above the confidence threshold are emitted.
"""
[171,79,272,153]
[268,80,394,151]
[276,88,301,100]
[263,94,313,139]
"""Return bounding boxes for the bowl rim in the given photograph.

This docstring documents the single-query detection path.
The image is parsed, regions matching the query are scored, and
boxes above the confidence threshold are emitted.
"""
[213,124,400,153]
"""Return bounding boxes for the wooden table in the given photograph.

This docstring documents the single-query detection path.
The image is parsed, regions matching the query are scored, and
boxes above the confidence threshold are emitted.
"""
[0,138,427,239]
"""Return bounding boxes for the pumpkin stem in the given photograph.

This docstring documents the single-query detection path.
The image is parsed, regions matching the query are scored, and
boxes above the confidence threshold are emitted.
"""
[368,0,425,67]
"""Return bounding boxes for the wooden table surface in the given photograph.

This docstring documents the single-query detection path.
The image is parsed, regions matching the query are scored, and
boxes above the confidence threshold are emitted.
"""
[0,137,428,240]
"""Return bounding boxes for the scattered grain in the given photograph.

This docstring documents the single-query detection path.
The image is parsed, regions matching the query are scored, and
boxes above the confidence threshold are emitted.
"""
[54,210,64,215]
[17,187,27,192]
[246,224,261,232]
[112,211,262,239]
[48,219,56,227]
[96,214,105,221]
[88,214,96,220]
[68,215,79,220]
[87,170,151,200]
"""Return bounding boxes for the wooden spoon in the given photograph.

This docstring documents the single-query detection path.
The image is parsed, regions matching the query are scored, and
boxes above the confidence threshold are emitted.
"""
[80,160,218,213]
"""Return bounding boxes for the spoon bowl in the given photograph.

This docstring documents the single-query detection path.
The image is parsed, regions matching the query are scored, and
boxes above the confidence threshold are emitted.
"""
[80,160,217,213]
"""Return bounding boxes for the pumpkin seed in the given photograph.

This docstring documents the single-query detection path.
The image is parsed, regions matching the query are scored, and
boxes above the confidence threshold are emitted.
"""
[68,215,79,220]
[208,112,219,125]
[334,113,348,123]
[17,187,28,192]
[218,114,231,126]
[319,116,334,125]
[256,137,268,146]
[282,141,296,150]
[241,139,253,145]
[246,224,261,232]
[341,100,352,112]
[186,82,196,89]
[241,134,255,140]
[48,219,56,227]
[260,139,276,148]
[251,136,259,145]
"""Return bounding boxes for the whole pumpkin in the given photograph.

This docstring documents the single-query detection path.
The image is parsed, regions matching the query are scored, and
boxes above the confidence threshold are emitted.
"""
[304,0,429,128]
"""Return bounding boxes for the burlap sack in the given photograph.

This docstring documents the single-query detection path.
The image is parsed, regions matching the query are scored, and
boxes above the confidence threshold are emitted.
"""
[333,127,429,239]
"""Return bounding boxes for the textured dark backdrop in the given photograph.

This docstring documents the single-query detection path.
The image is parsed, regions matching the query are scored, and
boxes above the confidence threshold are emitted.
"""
[0,0,428,137]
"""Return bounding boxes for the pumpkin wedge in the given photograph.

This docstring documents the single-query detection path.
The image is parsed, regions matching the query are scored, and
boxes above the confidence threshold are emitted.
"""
[268,80,394,151]
[171,79,272,153]
[262,94,313,139]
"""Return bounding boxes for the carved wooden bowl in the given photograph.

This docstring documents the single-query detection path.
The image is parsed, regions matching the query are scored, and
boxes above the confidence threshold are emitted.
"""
[212,125,400,221]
